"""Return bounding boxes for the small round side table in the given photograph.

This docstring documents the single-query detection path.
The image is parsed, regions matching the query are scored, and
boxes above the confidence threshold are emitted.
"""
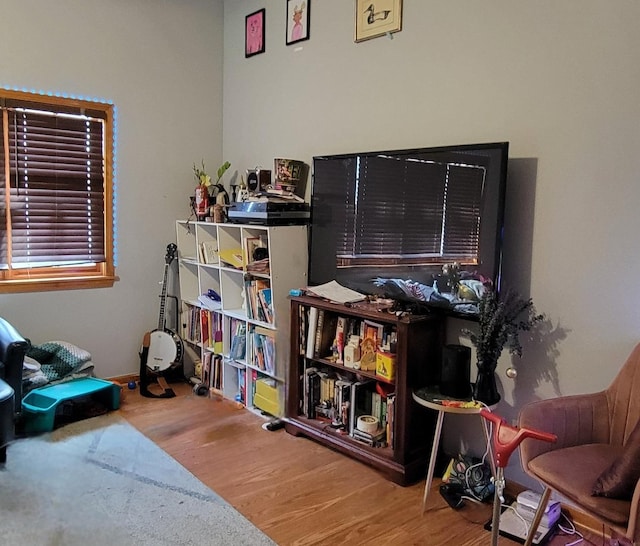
[412,386,497,513]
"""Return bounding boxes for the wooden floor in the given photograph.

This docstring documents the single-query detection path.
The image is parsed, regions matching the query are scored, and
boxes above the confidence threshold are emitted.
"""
[119,381,604,546]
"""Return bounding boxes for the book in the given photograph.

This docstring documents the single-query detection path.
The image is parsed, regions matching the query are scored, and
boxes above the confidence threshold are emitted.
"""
[212,312,223,353]
[305,280,366,304]
[317,370,335,405]
[200,310,210,346]
[245,277,270,321]
[372,391,382,423]
[237,368,246,404]
[245,257,270,275]
[314,313,338,360]
[363,320,385,348]
[202,352,212,385]
[305,306,318,359]
[386,393,396,448]
[349,380,373,436]
[334,317,347,363]
[308,371,321,419]
[352,427,387,447]
[263,188,304,202]
[229,321,247,361]
[313,309,325,357]
[303,366,318,418]
[333,378,352,429]
[212,354,223,391]
[251,326,275,374]
[200,241,219,264]
[298,305,307,356]
[257,288,273,324]
[219,248,244,269]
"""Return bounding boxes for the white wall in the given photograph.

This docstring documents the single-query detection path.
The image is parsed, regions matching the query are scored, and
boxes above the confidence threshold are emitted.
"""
[0,0,224,377]
[222,1,640,487]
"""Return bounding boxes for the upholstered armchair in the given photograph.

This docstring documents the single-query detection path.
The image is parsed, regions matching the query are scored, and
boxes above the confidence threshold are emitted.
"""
[519,343,640,545]
[0,317,28,463]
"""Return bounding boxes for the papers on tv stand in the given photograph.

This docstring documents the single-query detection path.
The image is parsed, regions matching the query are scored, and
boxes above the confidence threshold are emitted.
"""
[306,281,367,305]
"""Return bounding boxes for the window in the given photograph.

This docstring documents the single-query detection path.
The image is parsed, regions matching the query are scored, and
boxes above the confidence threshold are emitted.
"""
[0,89,116,292]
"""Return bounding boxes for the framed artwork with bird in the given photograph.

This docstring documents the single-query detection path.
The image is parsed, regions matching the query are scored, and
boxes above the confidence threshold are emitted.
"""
[355,0,402,42]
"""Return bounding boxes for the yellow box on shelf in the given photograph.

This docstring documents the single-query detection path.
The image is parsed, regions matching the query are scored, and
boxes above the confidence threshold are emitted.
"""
[254,377,280,416]
[376,350,396,382]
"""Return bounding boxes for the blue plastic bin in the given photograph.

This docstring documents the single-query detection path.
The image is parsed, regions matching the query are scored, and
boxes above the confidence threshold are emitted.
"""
[22,377,121,433]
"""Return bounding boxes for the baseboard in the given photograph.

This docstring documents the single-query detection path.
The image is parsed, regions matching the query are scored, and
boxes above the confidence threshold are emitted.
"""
[108,373,139,385]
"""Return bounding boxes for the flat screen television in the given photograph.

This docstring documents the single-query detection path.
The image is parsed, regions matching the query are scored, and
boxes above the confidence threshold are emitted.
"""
[308,142,509,313]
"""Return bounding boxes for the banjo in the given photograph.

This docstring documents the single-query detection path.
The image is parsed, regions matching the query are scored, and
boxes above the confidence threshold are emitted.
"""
[147,243,184,372]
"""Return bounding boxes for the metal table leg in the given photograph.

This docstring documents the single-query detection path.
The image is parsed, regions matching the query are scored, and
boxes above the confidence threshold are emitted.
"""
[422,409,445,513]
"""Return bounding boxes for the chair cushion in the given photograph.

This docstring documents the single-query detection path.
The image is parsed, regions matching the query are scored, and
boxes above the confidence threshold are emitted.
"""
[528,444,631,525]
[593,419,640,499]
[0,378,13,401]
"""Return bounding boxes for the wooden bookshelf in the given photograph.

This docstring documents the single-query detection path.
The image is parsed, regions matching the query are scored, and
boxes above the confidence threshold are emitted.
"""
[286,295,444,485]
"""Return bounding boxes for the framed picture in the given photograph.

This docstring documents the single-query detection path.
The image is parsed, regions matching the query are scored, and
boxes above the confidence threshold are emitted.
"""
[354,0,402,42]
[286,1,310,45]
[243,236,262,266]
[245,8,265,57]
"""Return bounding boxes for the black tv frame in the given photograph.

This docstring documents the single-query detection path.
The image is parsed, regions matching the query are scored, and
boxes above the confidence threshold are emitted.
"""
[308,142,509,313]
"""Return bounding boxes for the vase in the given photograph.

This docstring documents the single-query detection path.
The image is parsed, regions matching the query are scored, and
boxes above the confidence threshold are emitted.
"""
[473,369,501,406]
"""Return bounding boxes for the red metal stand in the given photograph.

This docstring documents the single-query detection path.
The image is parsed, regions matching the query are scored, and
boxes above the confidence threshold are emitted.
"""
[480,409,556,546]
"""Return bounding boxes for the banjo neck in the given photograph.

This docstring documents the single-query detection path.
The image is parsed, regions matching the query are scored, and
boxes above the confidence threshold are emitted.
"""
[158,262,170,331]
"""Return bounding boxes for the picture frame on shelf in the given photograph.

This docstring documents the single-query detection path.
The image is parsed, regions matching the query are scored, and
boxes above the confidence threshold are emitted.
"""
[243,236,262,266]
[286,0,310,46]
[245,8,266,57]
[354,0,402,43]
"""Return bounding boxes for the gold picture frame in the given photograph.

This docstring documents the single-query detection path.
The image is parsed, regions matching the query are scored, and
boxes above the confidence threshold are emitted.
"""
[354,0,402,42]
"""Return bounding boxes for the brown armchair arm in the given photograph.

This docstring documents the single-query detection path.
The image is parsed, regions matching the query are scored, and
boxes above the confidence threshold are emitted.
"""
[518,391,610,470]
[630,478,640,541]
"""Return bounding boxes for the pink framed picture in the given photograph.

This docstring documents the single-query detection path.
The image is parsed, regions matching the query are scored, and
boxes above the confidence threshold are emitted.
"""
[286,1,310,46]
[245,8,265,57]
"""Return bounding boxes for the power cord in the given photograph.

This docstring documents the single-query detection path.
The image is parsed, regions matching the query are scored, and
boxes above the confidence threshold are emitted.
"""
[556,513,584,546]
[500,502,531,535]
[463,401,494,502]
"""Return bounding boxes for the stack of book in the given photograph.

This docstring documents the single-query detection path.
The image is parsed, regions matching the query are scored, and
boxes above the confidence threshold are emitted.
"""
[229,320,247,361]
[302,366,394,448]
[200,310,223,353]
[250,326,275,375]
[245,277,273,324]
[202,353,223,392]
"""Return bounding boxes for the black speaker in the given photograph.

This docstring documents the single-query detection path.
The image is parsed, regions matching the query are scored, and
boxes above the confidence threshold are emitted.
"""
[246,169,271,193]
[439,344,472,399]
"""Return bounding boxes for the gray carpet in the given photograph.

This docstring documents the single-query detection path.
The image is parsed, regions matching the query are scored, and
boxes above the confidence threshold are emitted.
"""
[0,413,276,546]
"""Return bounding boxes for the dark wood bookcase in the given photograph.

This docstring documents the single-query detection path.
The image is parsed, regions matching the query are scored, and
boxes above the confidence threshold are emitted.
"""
[285,295,444,485]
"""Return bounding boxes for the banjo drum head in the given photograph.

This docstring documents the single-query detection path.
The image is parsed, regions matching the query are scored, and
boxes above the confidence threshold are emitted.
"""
[147,330,178,372]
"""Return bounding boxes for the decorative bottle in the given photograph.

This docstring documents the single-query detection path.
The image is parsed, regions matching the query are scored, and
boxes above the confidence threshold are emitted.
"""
[195,184,209,219]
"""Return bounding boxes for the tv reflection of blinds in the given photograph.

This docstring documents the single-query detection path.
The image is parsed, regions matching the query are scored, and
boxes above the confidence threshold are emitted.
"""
[309,142,508,301]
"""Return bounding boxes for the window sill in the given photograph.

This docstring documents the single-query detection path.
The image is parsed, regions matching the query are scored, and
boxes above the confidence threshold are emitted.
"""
[0,275,119,293]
